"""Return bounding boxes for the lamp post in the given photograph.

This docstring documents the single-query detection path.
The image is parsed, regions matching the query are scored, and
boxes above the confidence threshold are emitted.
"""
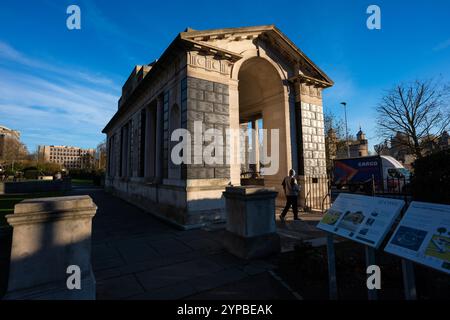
[341,102,350,157]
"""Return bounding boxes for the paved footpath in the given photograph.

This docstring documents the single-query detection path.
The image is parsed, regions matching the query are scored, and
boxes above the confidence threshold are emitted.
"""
[70,187,296,300]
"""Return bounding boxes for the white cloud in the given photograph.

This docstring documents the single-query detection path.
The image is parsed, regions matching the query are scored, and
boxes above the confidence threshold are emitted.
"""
[0,42,119,150]
[0,40,120,91]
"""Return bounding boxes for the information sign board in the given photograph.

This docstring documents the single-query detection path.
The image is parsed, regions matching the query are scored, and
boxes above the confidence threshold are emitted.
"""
[385,201,450,274]
[317,193,405,248]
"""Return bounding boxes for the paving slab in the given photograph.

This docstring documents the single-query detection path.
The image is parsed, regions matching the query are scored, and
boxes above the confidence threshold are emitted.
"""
[96,275,145,300]
[187,268,248,292]
[149,238,193,256]
[115,242,160,264]
[59,188,303,300]
[185,272,297,300]
[135,258,224,291]
[128,282,197,300]
[206,252,247,269]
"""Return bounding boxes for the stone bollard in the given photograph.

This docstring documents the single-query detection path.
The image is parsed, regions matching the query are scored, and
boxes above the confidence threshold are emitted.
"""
[222,186,280,259]
[4,195,97,300]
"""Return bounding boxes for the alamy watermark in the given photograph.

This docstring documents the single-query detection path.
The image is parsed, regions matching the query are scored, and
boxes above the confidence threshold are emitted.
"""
[366,264,381,290]
[367,5,381,30]
[66,265,81,290]
[66,5,81,30]
[170,121,280,175]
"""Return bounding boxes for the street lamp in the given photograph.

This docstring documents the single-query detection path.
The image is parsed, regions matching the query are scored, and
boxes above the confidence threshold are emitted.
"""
[341,102,350,157]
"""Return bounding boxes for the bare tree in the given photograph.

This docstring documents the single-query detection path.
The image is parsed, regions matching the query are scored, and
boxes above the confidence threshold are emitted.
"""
[374,140,390,155]
[376,79,450,158]
[0,137,28,167]
[324,111,349,171]
[96,140,107,171]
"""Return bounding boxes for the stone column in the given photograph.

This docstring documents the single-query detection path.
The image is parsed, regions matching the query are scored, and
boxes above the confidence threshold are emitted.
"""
[144,105,156,179]
[155,97,164,183]
[222,186,280,259]
[5,195,97,300]
[239,122,251,176]
[250,119,260,175]
[293,80,329,211]
[228,80,241,185]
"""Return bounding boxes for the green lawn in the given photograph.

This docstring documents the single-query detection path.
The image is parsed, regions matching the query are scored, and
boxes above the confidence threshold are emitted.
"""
[71,179,94,186]
[0,192,67,227]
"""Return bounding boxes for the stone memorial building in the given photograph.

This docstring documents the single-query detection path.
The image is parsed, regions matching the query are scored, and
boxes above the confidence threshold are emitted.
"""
[102,25,333,228]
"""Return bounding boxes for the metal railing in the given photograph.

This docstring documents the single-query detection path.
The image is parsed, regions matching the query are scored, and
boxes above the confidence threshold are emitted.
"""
[303,176,331,212]
[304,175,413,214]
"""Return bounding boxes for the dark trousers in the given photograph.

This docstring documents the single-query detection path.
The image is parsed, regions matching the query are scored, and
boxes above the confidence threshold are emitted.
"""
[281,195,298,219]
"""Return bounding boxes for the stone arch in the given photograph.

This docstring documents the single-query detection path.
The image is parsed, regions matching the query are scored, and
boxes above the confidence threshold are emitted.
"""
[231,48,289,84]
[235,56,292,204]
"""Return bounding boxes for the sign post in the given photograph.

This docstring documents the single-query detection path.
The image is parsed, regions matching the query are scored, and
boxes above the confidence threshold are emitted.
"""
[318,193,405,300]
[326,234,338,300]
[401,259,417,300]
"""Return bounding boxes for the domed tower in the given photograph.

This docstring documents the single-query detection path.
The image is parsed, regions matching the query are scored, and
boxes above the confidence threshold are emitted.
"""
[356,127,368,157]
[357,127,366,141]
[349,126,369,157]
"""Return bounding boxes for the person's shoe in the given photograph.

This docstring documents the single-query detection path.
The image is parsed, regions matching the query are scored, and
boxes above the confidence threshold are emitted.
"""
[279,215,285,222]
[293,217,300,220]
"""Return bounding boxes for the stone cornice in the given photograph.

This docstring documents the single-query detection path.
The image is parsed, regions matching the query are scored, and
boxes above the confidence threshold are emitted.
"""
[289,74,333,88]
[180,38,243,62]
[103,25,334,133]
[6,209,96,226]
[182,25,334,86]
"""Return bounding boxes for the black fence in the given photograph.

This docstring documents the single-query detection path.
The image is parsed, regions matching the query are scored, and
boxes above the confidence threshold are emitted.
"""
[302,176,332,213]
[302,176,413,214]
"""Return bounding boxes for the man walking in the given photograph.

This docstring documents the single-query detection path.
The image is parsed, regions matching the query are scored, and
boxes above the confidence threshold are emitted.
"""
[280,169,300,222]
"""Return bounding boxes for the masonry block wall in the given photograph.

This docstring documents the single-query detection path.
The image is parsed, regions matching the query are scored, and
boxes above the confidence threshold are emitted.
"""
[295,84,329,211]
[301,101,327,176]
[185,77,230,180]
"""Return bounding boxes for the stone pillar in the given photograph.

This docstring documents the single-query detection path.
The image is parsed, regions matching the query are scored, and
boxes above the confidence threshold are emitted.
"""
[144,105,156,179]
[228,80,241,185]
[239,122,249,175]
[250,120,260,175]
[5,195,97,300]
[294,80,329,211]
[155,97,164,182]
[222,186,280,259]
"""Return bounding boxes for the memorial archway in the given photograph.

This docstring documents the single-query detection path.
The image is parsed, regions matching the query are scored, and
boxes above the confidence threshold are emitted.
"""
[237,56,289,199]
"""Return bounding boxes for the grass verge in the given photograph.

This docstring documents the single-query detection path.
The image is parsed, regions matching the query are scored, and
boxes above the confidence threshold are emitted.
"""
[0,191,67,227]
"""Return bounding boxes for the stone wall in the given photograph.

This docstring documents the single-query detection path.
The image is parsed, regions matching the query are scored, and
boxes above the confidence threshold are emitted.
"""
[105,177,225,228]
[185,77,230,180]
[293,82,330,212]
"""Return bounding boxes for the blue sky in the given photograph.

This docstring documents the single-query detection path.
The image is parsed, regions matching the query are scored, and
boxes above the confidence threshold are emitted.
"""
[0,0,449,152]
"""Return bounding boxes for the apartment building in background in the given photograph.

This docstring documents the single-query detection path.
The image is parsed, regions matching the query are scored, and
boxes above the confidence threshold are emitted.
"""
[38,145,95,170]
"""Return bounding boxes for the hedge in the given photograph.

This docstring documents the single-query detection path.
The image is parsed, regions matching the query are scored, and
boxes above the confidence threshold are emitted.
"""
[411,149,450,204]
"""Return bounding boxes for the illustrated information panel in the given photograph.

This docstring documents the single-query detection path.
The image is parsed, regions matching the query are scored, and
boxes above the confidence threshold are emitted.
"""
[317,193,405,248]
[385,201,450,274]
